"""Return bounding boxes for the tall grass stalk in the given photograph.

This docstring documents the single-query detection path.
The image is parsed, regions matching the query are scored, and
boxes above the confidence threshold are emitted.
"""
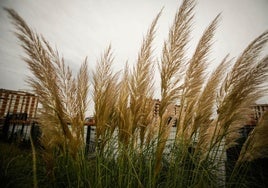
[29,124,38,188]
[156,0,195,175]
[93,45,119,150]
[129,10,161,148]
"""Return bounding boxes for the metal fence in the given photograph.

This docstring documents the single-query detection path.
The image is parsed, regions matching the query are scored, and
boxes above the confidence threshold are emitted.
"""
[0,113,96,153]
[0,113,40,144]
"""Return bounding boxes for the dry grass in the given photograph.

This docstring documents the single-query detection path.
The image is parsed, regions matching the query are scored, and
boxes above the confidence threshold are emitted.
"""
[155,0,195,173]
[214,32,268,151]
[195,55,231,153]
[128,10,162,147]
[238,109,268,162]
[176,14,220,141]
[116,63,132,145]
[93,45,119,148]
[5,9,89,157]
[159,0,194,117]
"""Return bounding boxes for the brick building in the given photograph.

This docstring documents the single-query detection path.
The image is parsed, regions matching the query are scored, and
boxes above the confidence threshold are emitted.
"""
[0,89,38,119]
[251,104,268,124]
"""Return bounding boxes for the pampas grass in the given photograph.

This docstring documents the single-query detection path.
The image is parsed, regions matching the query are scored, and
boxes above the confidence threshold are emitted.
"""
[5,0,268,186]
[116,63,132,145]
[176,14,220,141]
[160,0,194,117]
[129,10,161,147]
[239,102,268,162]
[215,32,268,151]
[195,55,231,154]
[93,45,119,150]
[5,8,90,183]
[155,0,195,174]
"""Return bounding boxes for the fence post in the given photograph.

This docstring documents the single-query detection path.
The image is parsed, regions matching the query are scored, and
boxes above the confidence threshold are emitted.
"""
[2,113,11,141]
[85,125,91,154]
[31,122,41,147]
[9,115,16,142]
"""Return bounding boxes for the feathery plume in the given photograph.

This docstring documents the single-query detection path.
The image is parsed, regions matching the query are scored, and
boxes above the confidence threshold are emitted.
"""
[93,45,119,148]
[195,55,231,152]
[129,10,162,145]
[177,14,220,141]
[238,109,268,162]
[116,63,132,144]
[159,0,195,116]
[155,0,195,175]
[216,33,268,149]
[5,8,89,156]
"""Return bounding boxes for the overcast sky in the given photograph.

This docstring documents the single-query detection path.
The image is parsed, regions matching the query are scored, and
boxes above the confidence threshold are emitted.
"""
[0,0,268,105]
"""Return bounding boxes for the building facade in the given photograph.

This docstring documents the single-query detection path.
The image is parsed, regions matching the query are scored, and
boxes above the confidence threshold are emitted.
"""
[0,89,38,119]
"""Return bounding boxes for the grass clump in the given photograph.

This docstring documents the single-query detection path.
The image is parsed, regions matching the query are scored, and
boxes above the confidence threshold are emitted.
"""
[4,0,268,187]
[0,142,39,188]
